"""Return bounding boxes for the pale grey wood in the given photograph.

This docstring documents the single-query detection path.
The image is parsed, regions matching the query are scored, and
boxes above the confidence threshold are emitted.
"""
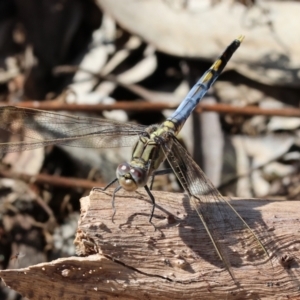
[1,189,300,299]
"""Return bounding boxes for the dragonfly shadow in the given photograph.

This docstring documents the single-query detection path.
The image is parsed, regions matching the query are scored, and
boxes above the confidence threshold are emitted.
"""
[178,194,282,272]
[176,194,300,290]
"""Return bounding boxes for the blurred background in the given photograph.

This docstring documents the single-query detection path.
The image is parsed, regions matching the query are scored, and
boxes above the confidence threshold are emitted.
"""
[0,0,300,298]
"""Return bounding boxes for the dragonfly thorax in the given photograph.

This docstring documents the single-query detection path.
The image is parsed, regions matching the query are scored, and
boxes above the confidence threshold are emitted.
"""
[116,162,148,191]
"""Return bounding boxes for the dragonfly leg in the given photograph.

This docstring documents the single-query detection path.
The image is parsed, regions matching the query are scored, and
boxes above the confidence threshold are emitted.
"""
[92,178,118,192]
[149,168,173,190]
[111,185,122,223]
[144,185,156,230]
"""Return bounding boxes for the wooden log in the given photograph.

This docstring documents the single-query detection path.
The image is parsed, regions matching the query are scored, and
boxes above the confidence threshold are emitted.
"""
[1,189,300,299]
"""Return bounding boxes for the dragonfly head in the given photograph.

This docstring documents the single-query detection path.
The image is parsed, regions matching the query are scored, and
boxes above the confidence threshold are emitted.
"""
[116,162,147,191]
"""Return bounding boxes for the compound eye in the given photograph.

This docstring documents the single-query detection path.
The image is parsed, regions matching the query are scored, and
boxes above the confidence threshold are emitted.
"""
[116,163,131,177]
[116,163,138,192]
[130,168,143,183]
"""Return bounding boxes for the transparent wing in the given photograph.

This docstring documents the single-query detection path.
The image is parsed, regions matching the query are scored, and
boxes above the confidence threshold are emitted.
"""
[0,106,146,154]
[163,136,271,283]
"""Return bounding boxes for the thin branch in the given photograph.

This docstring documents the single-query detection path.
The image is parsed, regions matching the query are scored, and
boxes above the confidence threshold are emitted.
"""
[0,170,105,190]
[2,101,300,117]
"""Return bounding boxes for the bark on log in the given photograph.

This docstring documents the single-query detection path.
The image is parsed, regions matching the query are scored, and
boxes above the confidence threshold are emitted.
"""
[1,189,300,299]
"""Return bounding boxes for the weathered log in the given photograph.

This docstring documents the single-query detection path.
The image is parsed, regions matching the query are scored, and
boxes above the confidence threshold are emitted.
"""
[1,189,300,299]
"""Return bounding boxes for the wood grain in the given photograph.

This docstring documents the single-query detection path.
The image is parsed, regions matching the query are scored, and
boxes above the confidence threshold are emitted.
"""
[1,189,300,299]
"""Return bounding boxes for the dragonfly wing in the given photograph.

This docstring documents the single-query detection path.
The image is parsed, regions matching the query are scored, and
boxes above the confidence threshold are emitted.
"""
[0,106,146,154]
[162,136,271,283]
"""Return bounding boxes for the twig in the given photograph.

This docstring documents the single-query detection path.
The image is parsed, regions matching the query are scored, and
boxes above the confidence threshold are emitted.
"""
[1,101,300,117]
[0,170,105,190]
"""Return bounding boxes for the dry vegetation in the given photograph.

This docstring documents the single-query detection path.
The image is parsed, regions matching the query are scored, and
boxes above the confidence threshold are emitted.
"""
[0,0,300,299]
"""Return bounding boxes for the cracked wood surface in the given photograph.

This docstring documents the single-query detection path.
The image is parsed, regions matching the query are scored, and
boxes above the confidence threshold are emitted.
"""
[1,189,300,299]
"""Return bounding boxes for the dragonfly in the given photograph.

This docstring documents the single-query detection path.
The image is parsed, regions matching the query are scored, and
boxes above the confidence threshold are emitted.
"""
[0,36,271,283]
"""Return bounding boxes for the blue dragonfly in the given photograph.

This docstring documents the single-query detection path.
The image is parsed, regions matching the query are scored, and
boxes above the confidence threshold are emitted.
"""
[0,36,270,282]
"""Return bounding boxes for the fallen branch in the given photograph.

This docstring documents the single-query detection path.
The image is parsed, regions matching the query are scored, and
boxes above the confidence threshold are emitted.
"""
[1,189,300,299]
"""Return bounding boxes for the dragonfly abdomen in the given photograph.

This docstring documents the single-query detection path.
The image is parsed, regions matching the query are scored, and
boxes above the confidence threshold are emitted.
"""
[167,36,244,133]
